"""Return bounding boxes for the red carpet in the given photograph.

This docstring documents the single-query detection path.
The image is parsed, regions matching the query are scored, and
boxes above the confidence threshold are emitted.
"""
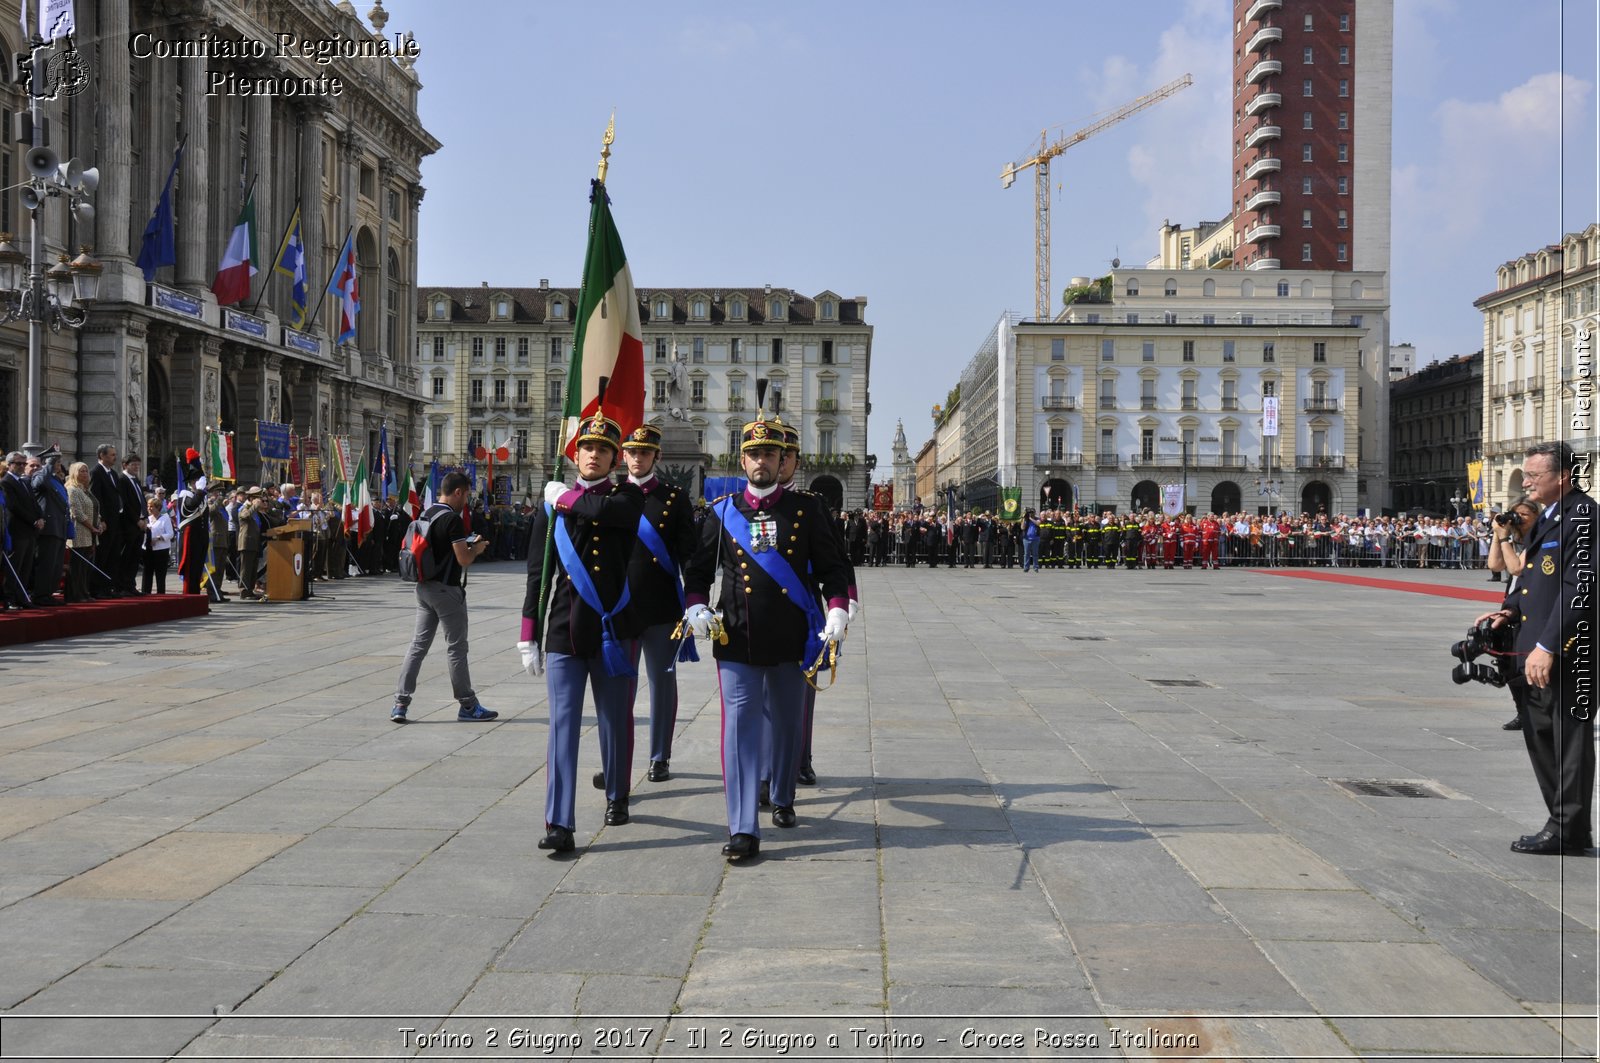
[1251,568,1506,603]
[0,594,210,647]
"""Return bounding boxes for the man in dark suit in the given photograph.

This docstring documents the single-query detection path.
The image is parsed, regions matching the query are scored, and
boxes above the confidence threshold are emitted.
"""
[117,455,148,594]
[89,444,124,597]
[30,451,71,605]
[1479,441,1597,855]
[3,450,45,607]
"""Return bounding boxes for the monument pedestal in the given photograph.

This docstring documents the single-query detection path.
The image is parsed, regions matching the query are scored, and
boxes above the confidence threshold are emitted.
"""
[655,421,705,499]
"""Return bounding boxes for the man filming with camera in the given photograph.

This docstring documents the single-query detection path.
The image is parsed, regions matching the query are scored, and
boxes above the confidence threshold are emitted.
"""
[1475,441,1596,856]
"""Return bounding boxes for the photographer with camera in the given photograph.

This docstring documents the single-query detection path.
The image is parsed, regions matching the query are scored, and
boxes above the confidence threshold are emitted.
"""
[1474,442,1596,856]
[1479,498,1542,730]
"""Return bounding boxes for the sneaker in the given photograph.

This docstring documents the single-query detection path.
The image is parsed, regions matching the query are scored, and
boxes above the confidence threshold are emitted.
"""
[457,703,498,722]
[390,702,408,724]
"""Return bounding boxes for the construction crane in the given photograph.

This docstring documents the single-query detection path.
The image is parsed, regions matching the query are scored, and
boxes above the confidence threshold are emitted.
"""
[1002,73,1194,321]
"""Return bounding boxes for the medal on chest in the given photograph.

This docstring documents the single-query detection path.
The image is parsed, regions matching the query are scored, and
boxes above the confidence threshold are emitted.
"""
[749,511,778,553]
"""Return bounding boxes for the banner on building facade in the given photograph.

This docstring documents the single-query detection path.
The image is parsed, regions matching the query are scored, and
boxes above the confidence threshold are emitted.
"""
[1262,396,1280,437]
[1161,483,1186,517]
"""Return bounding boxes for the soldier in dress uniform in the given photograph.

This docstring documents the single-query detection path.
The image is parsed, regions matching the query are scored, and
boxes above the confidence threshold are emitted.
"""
[174,452,212,596]
[619,423,695,784]
[520,413,645,855]
[682,415,852,862]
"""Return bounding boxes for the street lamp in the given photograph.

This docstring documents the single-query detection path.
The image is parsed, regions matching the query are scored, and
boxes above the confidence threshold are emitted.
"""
[1449,491,1467,519]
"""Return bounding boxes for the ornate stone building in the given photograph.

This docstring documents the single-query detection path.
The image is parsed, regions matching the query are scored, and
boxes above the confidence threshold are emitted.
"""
[1475,223,1600,504]
[416,284,874,510]
[0,0,438,482]
[1388,351,1482,515]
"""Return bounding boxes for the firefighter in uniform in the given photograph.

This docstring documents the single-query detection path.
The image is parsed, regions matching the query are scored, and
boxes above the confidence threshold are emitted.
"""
[1121,513,1142,570]
[1081,511,1101,569]
[521,414,645,855]
[683,416,852,862]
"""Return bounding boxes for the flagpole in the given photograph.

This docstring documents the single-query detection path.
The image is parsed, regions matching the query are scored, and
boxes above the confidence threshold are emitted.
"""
[253,194,300,316]
[308,225,353,334]
[534,114,614,641]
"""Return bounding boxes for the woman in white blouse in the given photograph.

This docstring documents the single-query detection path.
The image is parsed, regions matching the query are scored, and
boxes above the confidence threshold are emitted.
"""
[141,496,174,595]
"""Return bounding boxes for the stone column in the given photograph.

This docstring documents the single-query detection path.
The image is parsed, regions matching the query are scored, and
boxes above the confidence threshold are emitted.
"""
[299,106,325,337]
[169,332,221,451]
[176,58,209,290]
[94,0,132,259]
[376,158,394,363]
[247,89,273,308]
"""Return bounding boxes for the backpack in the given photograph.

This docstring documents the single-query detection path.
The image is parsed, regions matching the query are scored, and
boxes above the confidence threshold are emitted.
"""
[397,504,451,583]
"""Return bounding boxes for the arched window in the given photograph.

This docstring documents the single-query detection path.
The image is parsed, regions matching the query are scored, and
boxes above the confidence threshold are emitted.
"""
[1202,278,1216,298]
[655,296,669,319]
[692,297,707,319]
[729,296,745,319]
[770,298,784,320]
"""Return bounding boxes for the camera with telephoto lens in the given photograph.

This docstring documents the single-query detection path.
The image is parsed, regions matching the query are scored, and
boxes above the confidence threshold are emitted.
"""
[1450,617,1516,687]
[1494,510,1524,527]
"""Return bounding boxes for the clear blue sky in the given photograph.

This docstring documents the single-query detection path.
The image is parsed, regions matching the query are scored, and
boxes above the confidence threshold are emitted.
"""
[381,0,1598,468]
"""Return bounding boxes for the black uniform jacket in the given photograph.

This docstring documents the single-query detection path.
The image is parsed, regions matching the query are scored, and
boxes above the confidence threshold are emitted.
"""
[683,486,850,667]
[625,477,696,629]
[524,479,644,658]
[1504,488,1596,667]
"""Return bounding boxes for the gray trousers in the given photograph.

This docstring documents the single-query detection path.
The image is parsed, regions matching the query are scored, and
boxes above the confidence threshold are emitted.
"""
[395,580,476,705]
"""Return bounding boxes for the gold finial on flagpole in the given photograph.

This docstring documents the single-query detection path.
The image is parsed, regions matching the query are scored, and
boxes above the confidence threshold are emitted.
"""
[597,111,615,184]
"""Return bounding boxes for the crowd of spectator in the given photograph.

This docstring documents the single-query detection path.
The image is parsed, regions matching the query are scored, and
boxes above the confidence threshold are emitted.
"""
[834,509,1501,572]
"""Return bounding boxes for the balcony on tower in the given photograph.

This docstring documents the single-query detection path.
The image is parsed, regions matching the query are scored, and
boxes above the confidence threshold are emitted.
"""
[1245,188,1282,212]
[1245,91,1282,118]
[1244,123,1281,150]
[1246,25,1284,53]
[1245,156,1282,181]
[1246,58,1282,85]
[1243,221,1281,244]
[1246,0,1283,22]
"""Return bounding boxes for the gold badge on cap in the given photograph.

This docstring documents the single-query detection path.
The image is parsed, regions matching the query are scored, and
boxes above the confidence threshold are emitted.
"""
[632,427,650,441]
[751,424,769,441]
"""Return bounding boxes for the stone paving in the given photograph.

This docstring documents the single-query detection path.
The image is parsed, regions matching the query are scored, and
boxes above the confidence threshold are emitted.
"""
[0,560,1594,1061]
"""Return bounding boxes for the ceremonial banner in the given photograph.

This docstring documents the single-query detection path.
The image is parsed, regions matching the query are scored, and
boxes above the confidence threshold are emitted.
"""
[288,434,300,485]
[256,420,292,461]
[301,436,322,491]
[1468,460,1487,513]
[999,487,1022,521]
[1161,483,1186,517]
[204,428,236,481]
[1262,396,1280,437]
[328,436,353,486]
[872,483,893,512]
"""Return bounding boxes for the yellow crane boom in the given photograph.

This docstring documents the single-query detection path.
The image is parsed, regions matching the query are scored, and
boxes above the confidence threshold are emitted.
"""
[1002,73,1194,320]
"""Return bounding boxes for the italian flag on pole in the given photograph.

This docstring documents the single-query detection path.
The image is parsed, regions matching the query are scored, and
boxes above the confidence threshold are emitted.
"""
[205,428,236,481]
[561,180,644,458]
[211,191,258,306]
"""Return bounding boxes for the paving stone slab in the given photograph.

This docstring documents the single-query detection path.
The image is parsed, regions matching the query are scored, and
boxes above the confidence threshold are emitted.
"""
[44,829,300,901]
[1211,887,1429,943]
[238,825,450,887]
[1161,832,1357,890]
[496,893,707,978]
[1069,923,1308,1011]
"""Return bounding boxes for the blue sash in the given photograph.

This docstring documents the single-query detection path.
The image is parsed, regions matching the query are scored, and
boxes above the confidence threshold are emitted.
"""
[549,504,635,677]
[637,513,698,662]
[716,498,826,666]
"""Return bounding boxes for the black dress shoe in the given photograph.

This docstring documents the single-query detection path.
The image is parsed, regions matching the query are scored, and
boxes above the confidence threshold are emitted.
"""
[797,764,817,786]
[604,799,629,826]
[1502,716,1523,731]
[721,833,760,861]
[1511,829,1592,855]
[758,781,770,808]
[538,826,575,853]
[772,805,796,828]
[647,760,670,782]
[592,769,606,790]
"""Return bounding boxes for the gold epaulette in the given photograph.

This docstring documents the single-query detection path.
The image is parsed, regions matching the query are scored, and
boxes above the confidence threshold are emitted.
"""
[711,491,737,504]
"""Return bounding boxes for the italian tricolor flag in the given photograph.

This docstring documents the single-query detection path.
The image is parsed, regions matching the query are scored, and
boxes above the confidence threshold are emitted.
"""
[340,458,374,543]
[211,192,258,306]
[206,429,236,481]
[561,180,644,458]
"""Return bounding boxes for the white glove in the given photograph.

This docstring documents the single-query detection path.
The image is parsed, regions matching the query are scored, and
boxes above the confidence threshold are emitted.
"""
[517,640,544,678]
[821,606,849,644]
[685,604,714,639]
[543,481,568,509]
[847,598,860,622]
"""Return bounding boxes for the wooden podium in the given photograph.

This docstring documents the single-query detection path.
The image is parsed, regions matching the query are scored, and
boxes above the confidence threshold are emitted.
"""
[264,519,312,602]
